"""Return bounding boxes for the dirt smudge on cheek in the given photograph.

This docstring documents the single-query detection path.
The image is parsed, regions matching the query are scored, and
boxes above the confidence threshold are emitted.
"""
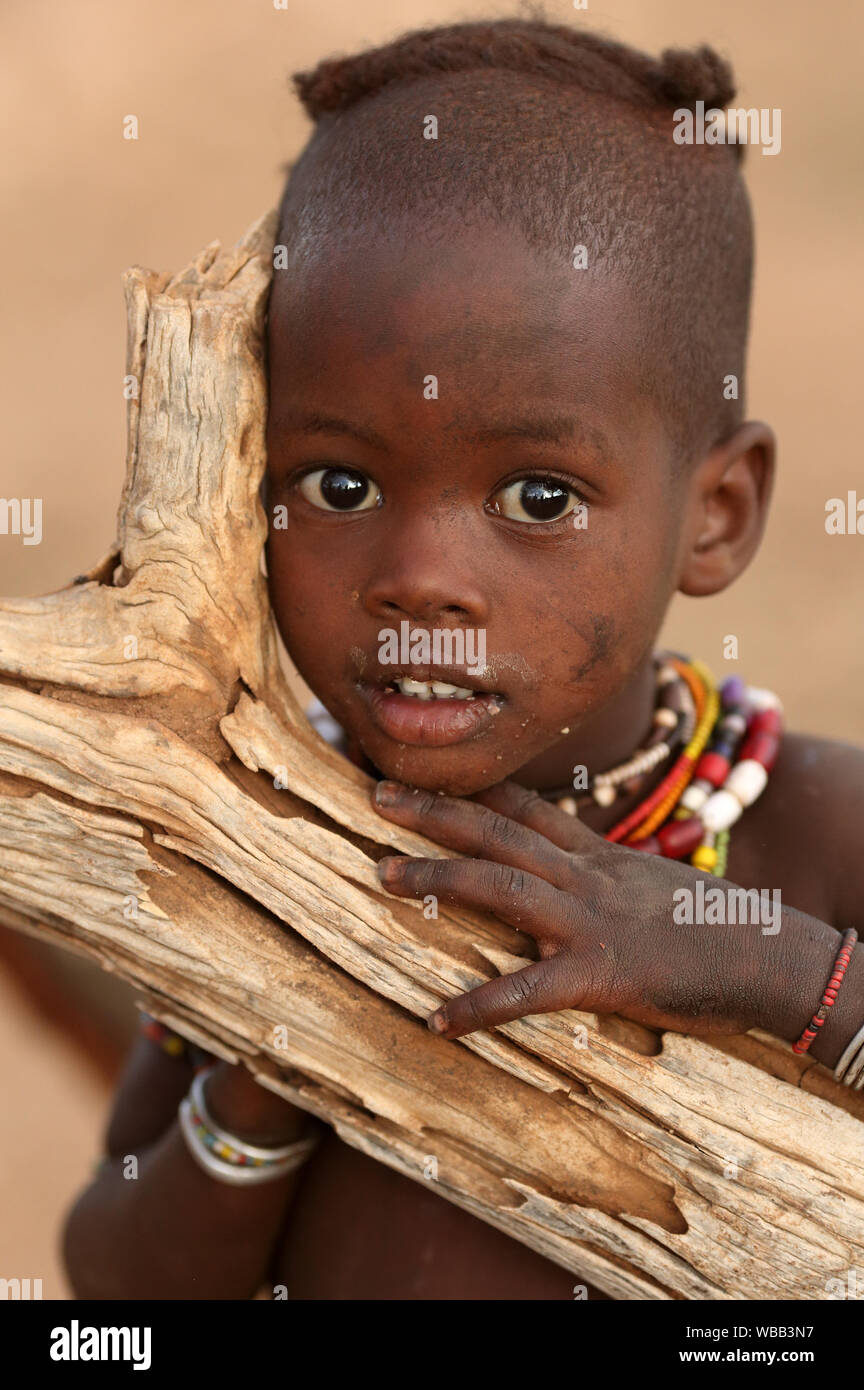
[568,613,616,684]
[480,650,536,688]
[349,646,368,677]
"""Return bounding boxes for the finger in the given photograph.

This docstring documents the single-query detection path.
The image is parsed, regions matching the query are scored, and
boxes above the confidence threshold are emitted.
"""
[377,855,572,945]
[428,955,586,1039]
[373,781,570,885]
[470,779,596,853]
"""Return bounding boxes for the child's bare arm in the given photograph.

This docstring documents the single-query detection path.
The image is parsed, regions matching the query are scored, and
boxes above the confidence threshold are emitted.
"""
[63,1037,316,1300]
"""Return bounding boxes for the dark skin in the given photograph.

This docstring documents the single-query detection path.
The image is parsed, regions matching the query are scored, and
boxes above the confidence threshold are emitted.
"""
[63,221,864,1301]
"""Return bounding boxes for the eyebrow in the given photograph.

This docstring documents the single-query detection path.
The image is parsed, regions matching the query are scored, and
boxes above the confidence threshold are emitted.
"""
[472,415,612,462]
[274,409,610,460]
[273,411,390,451]
[472,415,578,445]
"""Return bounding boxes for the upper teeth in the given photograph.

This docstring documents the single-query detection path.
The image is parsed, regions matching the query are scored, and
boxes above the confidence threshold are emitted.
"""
[395,677,475,700]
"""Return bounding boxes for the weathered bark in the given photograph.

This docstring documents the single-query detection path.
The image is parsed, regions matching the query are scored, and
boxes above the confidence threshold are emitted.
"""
[1,211,862,1301]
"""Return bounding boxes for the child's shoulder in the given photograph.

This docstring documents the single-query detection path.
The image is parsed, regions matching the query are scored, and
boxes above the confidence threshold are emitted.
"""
[774,730,864,821]
[734,730,864,926]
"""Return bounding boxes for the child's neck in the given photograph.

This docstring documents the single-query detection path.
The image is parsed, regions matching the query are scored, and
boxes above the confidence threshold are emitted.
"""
[512,652,661,836]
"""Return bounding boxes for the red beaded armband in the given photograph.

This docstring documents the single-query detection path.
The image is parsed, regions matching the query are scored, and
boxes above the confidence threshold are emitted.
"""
[792,928,858,1055]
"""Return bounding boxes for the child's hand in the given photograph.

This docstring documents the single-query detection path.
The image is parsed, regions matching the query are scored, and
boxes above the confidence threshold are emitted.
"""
[373,779,780,1041]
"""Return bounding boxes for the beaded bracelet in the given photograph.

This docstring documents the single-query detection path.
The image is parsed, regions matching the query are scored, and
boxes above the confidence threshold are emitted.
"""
[139,1010,212,1073]
[832,1020,864,1089]
[140,1014,187,1057]
[178,1068,320,1186]
[792,928,858,1055]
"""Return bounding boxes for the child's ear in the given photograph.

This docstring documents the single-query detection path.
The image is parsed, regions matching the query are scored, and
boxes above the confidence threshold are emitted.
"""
[677,421,775,597]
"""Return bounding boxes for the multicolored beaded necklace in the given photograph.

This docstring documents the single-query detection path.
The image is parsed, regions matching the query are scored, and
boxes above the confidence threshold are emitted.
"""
[545,654,783,876]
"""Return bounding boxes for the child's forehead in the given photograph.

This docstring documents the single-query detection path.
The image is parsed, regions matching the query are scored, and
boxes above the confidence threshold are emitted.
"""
[266,231,668,469]
[268,221,643,369]
[277,218,586,296]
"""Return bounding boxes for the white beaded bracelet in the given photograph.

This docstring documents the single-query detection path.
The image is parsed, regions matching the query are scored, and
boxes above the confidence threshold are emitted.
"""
[833,1022,864,1089]
[178,1071,320,1186]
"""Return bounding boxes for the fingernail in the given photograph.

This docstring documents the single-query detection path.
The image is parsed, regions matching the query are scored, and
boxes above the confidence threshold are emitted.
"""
[375,781,400,806]
[376,857,398,883]
[427,1010,448,1034]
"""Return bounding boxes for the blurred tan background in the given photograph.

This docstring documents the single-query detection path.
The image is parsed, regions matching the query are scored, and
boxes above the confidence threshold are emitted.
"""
[1,0,862,1297]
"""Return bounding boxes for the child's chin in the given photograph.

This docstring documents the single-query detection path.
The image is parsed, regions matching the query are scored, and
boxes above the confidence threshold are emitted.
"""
[366,744,512,798]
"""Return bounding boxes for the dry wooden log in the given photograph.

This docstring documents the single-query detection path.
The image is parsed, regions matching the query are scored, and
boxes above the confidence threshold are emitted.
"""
[1,211,862,1301]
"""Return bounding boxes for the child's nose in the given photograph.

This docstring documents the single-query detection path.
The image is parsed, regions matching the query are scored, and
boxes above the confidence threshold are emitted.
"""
[364,552,488,628]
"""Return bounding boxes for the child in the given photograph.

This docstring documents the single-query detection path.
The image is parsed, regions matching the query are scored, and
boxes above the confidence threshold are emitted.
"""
[63,17,864,1302]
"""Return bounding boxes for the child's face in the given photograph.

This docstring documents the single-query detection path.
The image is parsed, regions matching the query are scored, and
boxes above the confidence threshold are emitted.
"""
[266,222,689,795]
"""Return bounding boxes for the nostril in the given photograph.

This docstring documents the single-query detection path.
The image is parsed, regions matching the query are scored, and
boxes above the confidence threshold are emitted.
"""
[376,600,471,622]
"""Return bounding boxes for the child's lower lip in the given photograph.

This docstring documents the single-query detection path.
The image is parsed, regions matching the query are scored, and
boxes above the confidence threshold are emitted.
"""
[359,685,503,746]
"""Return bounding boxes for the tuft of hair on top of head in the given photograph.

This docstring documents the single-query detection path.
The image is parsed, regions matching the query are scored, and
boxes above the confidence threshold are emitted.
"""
[293,14,742,161]
[278,13,754,466]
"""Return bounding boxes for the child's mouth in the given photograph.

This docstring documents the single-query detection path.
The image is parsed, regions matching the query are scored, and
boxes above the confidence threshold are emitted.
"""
[357,672,504,746]
[390,676,477,700]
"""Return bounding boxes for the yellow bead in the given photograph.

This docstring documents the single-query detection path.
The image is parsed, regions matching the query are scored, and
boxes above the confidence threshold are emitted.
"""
[692,846,718,872]
[164,1036,185,1056]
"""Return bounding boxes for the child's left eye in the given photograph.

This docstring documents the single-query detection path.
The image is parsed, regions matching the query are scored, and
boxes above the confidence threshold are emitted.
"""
[488,477,583,524]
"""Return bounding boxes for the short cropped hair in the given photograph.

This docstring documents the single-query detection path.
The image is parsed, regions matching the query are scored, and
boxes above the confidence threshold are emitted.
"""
[276,15,754,462]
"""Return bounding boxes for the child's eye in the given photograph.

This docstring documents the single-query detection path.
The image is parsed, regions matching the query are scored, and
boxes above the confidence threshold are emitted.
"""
[298,467,382,513]
[488,477,583,524]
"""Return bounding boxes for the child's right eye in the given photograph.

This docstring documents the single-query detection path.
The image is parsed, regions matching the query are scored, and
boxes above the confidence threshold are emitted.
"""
[298,467,382,513]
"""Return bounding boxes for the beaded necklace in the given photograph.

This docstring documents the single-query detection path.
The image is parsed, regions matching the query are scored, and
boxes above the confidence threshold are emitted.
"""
[546,655,783,877]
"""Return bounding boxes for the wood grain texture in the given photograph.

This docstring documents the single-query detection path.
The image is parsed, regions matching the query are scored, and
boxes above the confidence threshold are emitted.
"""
[1,212,861,1301]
